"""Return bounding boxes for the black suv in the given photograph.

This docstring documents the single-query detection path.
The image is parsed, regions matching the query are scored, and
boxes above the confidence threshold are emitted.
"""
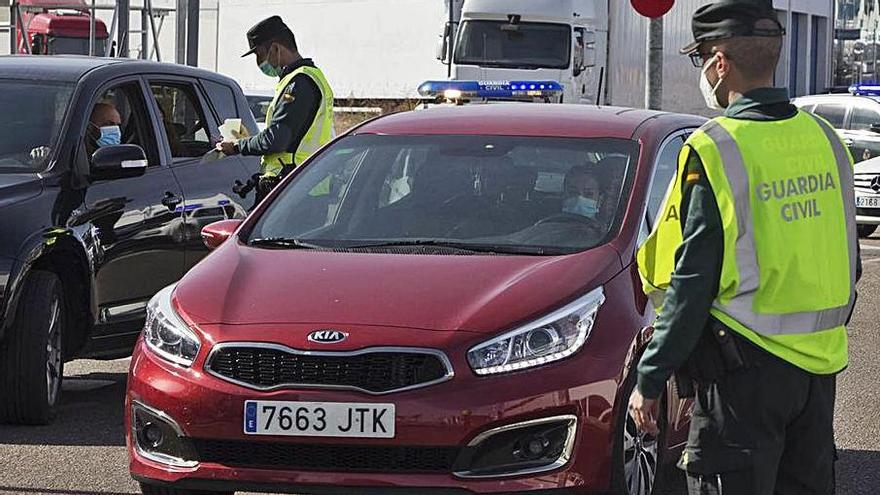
[0,56,260,424]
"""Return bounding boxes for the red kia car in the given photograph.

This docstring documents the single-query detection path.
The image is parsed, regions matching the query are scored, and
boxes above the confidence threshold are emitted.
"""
[126,104,705,495]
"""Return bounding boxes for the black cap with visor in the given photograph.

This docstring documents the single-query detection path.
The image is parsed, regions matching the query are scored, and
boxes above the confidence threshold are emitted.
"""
[242,15,293,57]
[681,0,785,67]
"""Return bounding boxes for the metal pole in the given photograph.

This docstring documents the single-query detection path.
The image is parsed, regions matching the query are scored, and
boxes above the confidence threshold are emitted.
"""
[15,3,29,54]
[147,0,162,61]
[105,5,118,57]
[9,1,17,55]
[176,0,187,64]
[447,0,454,78]
[185,0,199,66]
[141,7,149,59]
[89,0,95,56]
[645,16,663,110]
[117,0,130,57]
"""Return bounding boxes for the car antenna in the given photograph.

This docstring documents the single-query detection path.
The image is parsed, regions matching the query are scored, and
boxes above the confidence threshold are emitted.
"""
[596,66,605,107]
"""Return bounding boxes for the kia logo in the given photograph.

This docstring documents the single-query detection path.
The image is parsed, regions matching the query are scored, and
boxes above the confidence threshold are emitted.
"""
[308,330,348,344]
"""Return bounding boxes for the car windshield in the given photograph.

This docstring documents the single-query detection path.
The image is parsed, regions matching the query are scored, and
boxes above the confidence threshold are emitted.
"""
[247,134,638,255]
[48,36,108,56]
[0,80,75,173]
[454,21,571,69]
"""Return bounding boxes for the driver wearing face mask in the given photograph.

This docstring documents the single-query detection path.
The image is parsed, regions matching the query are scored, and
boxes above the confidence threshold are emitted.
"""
[562,166,602,219]
[87,102,123,155]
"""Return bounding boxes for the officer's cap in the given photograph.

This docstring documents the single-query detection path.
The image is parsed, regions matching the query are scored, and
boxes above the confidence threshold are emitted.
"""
[242,16,293,57]
[680,0,785,55]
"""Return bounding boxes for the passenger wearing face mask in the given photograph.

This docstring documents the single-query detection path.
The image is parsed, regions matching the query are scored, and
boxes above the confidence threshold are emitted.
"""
[86,102,123,155]
[216,16,335,198]
[562,166,602,220]
[631,2,862,495]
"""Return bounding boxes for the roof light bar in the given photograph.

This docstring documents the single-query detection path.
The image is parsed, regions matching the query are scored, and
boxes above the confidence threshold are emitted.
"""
[418,80,564,101]
[849,83,880,96]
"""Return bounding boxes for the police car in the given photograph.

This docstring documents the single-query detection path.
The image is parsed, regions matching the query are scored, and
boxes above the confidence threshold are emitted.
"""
[853,155,880,237]
[792,85,880,163]
[418,79,566,105]
[792,85,880,237]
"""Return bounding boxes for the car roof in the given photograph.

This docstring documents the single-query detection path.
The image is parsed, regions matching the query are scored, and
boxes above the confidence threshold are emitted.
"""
[0,55,237,85]
[793,93,880,105]
[352,103,702,139]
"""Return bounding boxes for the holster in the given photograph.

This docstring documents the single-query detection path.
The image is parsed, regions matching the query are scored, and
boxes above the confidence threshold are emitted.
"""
[680,320,747,392]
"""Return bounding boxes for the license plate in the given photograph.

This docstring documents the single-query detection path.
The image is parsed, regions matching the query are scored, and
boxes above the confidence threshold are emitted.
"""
[244,400,395,438]
[857,196,880,208]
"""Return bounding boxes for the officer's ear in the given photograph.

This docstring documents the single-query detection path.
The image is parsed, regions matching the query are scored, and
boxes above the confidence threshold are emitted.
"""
[714,50,732,79]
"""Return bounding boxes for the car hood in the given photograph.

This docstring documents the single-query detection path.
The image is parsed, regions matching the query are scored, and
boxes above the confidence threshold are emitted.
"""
[0,173,41,211]
[855,157,880,174]
[175,240,624,333]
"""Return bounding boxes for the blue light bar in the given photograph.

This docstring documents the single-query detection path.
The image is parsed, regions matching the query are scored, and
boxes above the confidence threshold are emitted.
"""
[849,83,880,96]
[418,80,564,100]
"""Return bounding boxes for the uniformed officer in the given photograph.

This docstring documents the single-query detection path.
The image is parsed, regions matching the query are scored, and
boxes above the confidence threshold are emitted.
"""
[629,1,863,494]
[216,16,335,197]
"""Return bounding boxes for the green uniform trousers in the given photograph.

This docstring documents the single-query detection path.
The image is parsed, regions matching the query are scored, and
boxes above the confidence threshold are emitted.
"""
[679,340,837,495]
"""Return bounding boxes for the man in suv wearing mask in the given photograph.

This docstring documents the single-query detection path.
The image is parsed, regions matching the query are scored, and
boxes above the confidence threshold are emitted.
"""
[86,102,123,155]
[631,1,861,494]
[216,16,335,200]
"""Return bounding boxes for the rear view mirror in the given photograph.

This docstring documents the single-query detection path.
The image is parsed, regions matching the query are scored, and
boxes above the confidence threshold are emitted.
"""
[90,144,148,181]
[201,219,243,250]
[437,23,451,63]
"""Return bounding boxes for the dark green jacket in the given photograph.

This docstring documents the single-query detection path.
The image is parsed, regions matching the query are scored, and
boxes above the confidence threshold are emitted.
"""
[636,88,863,399]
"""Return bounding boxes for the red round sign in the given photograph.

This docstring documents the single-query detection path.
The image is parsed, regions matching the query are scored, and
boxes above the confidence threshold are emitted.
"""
[631,0,674,18]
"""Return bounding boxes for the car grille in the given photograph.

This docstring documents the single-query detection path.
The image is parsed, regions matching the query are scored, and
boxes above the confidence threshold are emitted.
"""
[206,345,451,393]
[193,439,460,473]
[855,173,880,193]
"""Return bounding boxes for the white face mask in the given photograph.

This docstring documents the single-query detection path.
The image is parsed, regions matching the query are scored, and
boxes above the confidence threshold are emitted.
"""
[700,54,725,110]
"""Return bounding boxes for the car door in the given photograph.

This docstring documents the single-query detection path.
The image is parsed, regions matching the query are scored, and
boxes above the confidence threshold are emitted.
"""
[75,77,186,333]
[144,75,254,271]
[640,130,693,449]
[846,103,880,162]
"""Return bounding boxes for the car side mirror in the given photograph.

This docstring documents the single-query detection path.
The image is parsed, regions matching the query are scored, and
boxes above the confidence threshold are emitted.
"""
[870,122,880,134]
[436,23,451,63]
[201,219,243,250]
[90,144,148,181]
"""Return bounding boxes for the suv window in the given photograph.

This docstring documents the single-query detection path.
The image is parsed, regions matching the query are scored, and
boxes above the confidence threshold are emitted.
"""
[150,83,214,159]
[813,104,847,128]
[87,82,159,166]
[200,79,239,123]
[850,105,880,131]
[647,135,685,226]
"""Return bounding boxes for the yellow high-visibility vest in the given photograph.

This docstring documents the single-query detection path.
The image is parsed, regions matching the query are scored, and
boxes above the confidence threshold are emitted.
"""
[637,110,858,374]
[261,64,336,176]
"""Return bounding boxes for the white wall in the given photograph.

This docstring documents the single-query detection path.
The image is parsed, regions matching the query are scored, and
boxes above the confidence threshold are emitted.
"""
[215,0,448,99]
[609,0,834,115]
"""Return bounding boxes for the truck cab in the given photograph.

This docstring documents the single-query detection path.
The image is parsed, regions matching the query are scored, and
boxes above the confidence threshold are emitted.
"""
[437,0,606,105]
[17,0,109,56]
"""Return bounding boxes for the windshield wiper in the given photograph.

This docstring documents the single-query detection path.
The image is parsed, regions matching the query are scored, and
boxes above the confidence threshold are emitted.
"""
[249,237,329,250]
[344,239,552,255]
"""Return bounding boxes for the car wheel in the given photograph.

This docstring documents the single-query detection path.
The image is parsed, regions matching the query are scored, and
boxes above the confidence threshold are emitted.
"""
[140,483,233,495]
[610,371,665,495]
[0,270,65,425]
[858,224,877,238]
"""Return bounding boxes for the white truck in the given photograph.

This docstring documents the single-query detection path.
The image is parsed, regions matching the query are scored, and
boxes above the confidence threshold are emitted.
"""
[431,0,605,104]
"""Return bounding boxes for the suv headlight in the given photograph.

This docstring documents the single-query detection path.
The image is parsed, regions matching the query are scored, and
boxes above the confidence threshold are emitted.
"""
[144,285,201,367]
[467,287,605,375]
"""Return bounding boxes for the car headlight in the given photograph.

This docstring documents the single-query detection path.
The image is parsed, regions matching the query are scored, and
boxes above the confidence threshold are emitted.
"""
[467,287,605,375]
[144,285,201,367]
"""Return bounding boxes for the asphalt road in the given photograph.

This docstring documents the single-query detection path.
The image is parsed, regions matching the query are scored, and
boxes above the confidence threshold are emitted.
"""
[0,235,878,495]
